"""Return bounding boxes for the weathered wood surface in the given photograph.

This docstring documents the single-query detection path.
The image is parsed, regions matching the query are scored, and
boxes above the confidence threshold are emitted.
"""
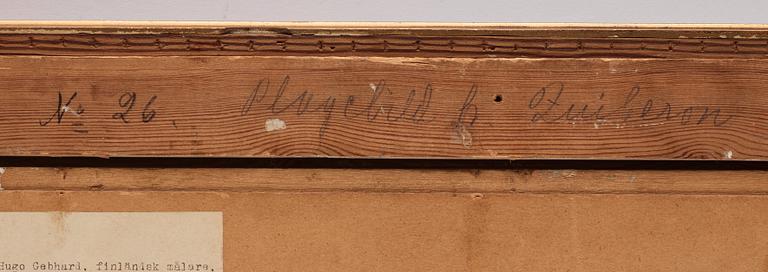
[2,167,767,195]
[0,23,765,160]
[0,56,764,159]
[2,22,768,59]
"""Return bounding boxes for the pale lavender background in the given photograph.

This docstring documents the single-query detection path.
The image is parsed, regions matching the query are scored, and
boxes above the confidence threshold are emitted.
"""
[0,0,765,23]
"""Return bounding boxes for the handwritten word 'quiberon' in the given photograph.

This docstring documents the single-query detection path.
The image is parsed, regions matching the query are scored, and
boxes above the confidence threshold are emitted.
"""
[528,82,732,127]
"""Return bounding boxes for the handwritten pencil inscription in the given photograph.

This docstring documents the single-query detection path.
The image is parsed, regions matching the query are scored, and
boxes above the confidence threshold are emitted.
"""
[39,91,159,134]
[35,76,736,146]
[528,82,733,127]
[39,91,84,127]
[111,91,158,123]
[240,75,435,137]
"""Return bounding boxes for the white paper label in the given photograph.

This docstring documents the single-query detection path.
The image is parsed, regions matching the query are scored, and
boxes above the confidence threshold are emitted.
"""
[0,212,223,272]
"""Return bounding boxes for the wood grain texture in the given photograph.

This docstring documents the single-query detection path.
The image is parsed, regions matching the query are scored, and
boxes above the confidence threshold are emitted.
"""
[2,167,767,195]
[1,22,768,59]
[0,23,765,160]
[1,32,768,59]
[0,56,764,159]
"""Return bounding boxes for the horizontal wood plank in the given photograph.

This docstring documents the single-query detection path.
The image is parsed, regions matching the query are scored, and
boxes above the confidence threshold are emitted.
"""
[2,167,767,195]
[0,56,764,159]
[1,23,768,59]
[2,33,768,59]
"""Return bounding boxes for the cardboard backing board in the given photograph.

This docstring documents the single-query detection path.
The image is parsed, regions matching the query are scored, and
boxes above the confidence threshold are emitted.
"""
[1,184,768,271]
